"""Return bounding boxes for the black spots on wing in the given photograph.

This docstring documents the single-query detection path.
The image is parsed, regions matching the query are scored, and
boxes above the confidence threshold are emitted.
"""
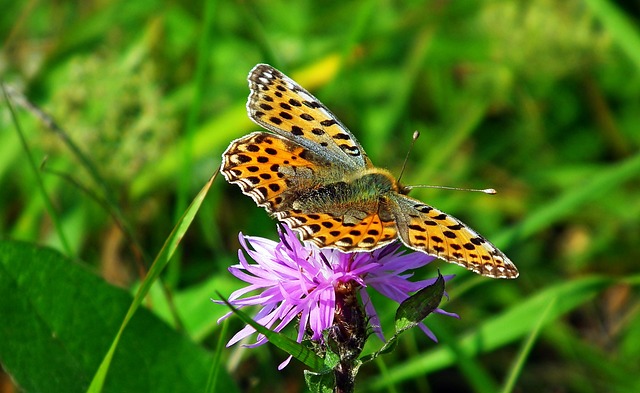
[361,237,376,245]
[367,229,380,236]
[408,224,426,232]
[276,84,287,92]
[463,243,476,250]
[259,173,271,180]
[423,220,437,226]
[330,230,340,237]
[349,230,361,236]
[280,111,293,120]
[340,144,360,156]
[453,252,464,259]
[414,235,426,241]
[432,213,448,221]
[303,101,321,109]
[298,149,311,160]
[256,187,268,198]
[259,103,273,111]
[470,237,486,245]
[482,255,492,261]
[307,214,321,220]
[433,246,445,253]
[246,176,260,185]
[291,125,304,136]
[333,132,351,140]
[289,99,302,107]
[268,183,280,192]
[443,230,457,239]
[253,134,271,144]
[247,166,259,173]
[269,116,282,125]
[279,102,292,110]
[321,119,337,127]
[264,148,277,155]
[431,236,444,244]
[263,95,274,102]
[300,113,314,121]
[312,128,325,136]
[236,154,251,164]
[274,91,283,98]
[309,224,322,233]
[415,205,432,214]
[450,243,462,250]
[322,221,334,228]
[447,224,464,230]
[339,237,353,245]
[257,156,269,163]
[246,144,260,152]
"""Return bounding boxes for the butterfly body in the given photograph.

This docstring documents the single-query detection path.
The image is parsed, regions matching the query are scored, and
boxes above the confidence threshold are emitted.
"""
[222,64,519,279]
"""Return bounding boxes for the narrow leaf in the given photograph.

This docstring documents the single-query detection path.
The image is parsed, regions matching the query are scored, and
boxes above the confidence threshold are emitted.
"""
[217,294,324,371]
[395,271,445,334]
[88,173,217,392]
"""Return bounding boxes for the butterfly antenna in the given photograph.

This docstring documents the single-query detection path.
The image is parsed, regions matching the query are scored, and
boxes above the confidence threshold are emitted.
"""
[405,184,497,195]
[397,131,420,184]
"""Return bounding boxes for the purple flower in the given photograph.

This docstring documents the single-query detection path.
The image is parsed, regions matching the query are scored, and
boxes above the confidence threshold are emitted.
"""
[217,225,457,368]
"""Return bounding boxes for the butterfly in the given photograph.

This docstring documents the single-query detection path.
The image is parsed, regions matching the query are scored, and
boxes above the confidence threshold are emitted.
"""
[221,64,518,279]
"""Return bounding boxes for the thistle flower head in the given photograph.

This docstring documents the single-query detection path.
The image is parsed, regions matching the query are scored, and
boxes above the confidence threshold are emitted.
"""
[217,225,457,368]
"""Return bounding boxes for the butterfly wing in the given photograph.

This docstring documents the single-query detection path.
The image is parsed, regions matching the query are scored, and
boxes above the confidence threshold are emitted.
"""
[276,209,398,251]
[247,64,371,171]
[221,131,341,213]
[393,195,519,279]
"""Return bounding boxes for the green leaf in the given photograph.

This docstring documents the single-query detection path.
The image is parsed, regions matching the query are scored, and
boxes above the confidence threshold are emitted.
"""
[395,271,445,334]
[322,329,341,370]
[217,294,325,371]
[361,273,445,365]
[304,369,336,393]
[0,240,236,393]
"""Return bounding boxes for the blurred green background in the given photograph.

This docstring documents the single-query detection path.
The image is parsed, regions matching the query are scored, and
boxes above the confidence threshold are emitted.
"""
[1,0,640,392]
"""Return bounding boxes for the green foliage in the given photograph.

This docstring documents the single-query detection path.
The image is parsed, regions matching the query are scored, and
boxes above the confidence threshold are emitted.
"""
[1,0,640,392]
[394,272,445,334]
[0,240,225,393]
